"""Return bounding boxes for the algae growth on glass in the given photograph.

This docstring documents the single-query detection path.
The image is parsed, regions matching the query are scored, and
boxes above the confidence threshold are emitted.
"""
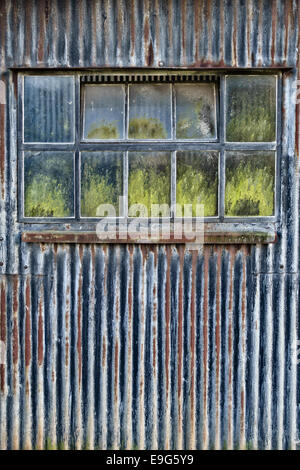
[225,75,276,142]
[225,151,275,216]
[175,84,217,139]
[128,84,171,139]
[81,152,123,217]
[176,151,218,217]
[128,152,171,216]
[24,76,75,143]
[24,151,74,217]
[83,85,125,139]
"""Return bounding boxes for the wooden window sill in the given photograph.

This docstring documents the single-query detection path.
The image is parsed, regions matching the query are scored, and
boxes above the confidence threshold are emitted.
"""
[21,224,276,244]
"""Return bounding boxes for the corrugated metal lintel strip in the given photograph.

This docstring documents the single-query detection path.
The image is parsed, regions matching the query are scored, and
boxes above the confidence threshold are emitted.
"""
[80,74,218,83]
[21,230,276,244]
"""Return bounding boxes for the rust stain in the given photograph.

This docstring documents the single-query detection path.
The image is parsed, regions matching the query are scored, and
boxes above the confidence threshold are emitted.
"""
[65,285,70,367]
[270,0,277,64]
[0,91,5,198]
[246,0,251,66]
[21,230,275,244]
[167,0,173,64]
[240,247,247,443]
[114,340,119,404]
[0,281,6,343]
[152,247,157,373]
[91,0,97,64]
[130,0,135,58]
[283,0,290,65]
[215,246,222,445]
[77,246,83,387]
[227,246,236,444]
[194,0,199,63]
[154,0,160,62]
[44,0,51,23]
[177,246,184,399]
[0,280,6,392]
[181,0,186,62]
[202,246,210,446]
[25,278,31,368]
[165,245,171,398]
[232,0,237,67]
[219,0,225,65]
[102,336,106,368]
[24,0,33,64]
[38,289,43,366]
[117,0,124,65]
[147,41,154,67]
[189,249,197,447]
[205,0,212,64]
[144,4,150,48]
[12,277,19,394]
[12,318,18,365]
[296,3,300,159]
[37,0,46,63]
[0,2,6,70]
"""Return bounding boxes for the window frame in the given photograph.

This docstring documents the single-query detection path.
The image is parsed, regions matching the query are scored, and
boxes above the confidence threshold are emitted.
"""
[17,69,282,227]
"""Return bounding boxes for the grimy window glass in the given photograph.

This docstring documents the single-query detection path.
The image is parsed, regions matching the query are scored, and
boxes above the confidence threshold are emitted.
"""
[19,72,279,221]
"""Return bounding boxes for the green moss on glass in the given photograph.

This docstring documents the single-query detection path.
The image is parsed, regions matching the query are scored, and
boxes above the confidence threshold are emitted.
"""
[81,152,122,217]
[226,106,276,142]
[128,152,171,215]
[87,121,119,139]
[128,117,167,139]
[226,76,276,142]
[176,152,218,217]
[225,152,275,216]
[24,152,73,217]
[25,177,69,217]
[81,175,120,217]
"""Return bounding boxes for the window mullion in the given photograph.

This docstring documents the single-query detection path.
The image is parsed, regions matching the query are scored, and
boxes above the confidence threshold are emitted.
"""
[219,76,226,221]
[75,74,81,220]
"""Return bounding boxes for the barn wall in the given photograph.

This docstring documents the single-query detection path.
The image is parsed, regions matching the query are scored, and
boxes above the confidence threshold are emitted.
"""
[0,0,299,449]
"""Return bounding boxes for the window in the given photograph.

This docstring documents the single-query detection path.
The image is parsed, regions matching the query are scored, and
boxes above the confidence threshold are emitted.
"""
[18,72,279,224]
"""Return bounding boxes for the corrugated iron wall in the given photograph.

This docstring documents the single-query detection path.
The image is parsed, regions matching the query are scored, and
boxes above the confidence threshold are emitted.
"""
[0,0,299,449]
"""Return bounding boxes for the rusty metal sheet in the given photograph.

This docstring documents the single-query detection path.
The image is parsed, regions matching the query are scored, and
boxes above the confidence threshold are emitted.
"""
[0,0,299,450]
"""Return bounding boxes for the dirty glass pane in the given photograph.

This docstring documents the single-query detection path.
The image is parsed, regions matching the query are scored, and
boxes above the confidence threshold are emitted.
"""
[81,152,123,217]
[24,76,75,143]
[175,84,217,139]
[226,75,276,142]
[176,151,218,216]
[225,151,275,216]
[128,84,171,139]
[128,152,171,216]
[24,151,74,217]
[83,85,125,140]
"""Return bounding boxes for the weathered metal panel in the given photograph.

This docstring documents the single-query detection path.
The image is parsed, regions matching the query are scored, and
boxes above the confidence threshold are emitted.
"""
[0,0,299,449]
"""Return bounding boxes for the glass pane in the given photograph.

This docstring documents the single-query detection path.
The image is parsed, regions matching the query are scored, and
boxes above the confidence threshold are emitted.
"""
[176,151,218,217]
[81,152,123,217]
[226,75,276,142]
[175,84,217,139]
[24,76,74,143]
[24,151,74,217]
[128,152,171,216]
[128,84,171,139]
[83,85,125,140]
[225,151,275,216]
